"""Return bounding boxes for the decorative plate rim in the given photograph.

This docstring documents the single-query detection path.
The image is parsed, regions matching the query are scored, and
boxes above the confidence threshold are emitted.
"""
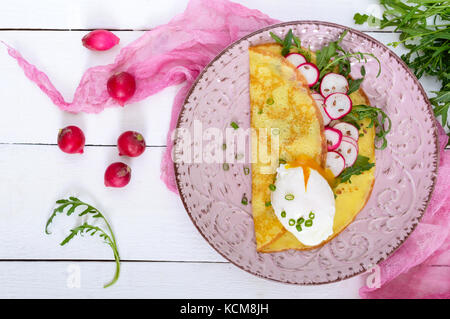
[174,20,440,285]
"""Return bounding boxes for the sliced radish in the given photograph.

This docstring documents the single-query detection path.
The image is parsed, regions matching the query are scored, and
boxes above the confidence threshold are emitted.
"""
[326,151,346,177]
[285,53,307,68]
[324,93,352,120]
[342,136,359,150]
[329,120,340,127]
[311,91,324,101]
[336,139,358,168]
[324,127,343,151]
[311,91,331,126]
[320,73,349,97]
[297,63,319,87]
[333,122,359,141]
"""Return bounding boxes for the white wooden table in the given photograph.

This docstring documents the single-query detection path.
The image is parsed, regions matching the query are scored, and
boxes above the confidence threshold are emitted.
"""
[0,0,442,298]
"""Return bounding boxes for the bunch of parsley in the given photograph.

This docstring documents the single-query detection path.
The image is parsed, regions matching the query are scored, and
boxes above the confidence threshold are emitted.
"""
[354,0,450,145]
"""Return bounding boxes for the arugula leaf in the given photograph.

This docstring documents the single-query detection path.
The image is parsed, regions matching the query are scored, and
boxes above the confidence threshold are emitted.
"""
[314,29,381,81]
[270,29,311,60]
[431,83,450,145]
[282,29,294,56]
[354,13,369,25]
[339,155,375,184]
[347,66,367,95]
[347,78,365,95]
[46,197,120,288]
[354,0,450,144]
[269,32,283,45]
[342,104,392,150]
[315,31,346,72]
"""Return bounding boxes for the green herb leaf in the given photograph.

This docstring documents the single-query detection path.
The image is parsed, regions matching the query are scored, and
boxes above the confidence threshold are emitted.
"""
[354,13,369,25]
[339,155,375,184]
[270,32,284,45]
[347,77,365,95]
[341,104,392,150]
[281,29,294,56]
[354,1,450,143]
[46,197,120,288]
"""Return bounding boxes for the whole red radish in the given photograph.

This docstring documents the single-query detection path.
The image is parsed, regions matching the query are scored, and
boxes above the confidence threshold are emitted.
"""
[107,72,136,106]
[105,162,131,188]
[117,131,146,157]
[82,30,120,51]
[57,125,85,154]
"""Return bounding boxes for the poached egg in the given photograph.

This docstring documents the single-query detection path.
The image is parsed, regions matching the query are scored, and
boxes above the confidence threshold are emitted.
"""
[271,161,336,246]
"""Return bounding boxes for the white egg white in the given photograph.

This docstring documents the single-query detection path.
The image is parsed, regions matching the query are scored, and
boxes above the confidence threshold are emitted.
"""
[271,164,335,246]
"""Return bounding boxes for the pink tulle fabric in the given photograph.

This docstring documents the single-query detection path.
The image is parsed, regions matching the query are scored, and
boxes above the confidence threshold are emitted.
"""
[360,123,450,299]
[3,0,448,299]
[3,0,279,193]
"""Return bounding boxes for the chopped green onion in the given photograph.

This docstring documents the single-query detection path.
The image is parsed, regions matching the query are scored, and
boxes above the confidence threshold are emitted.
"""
[243,167,250,175]
[266,97,274,105]
[309,212,315,220]
[222,163,230,171]
[289,219,295,226]
[296,224,302,232]
[269,184,276,191]
[285,194,295,201]
[281,211,286,218]
[258,109,263,115]
[297,217,304,225]
[279,159,286,164]
[305,219,313,227]
[230,122,239,130]
[265,201,272,207]
[222,143,227,150]
[241,195,248,205]
[272,128,280,135]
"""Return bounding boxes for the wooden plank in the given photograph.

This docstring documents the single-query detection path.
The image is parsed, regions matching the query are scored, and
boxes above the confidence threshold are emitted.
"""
[0,0,387,31]
[0,260,365,298]
[0,144,225,262]
[0,31,440,146]
[0,31,176,146]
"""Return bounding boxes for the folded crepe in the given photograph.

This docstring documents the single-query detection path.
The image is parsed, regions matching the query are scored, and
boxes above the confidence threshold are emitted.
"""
[249,44,376,252]
[249,45,327,251]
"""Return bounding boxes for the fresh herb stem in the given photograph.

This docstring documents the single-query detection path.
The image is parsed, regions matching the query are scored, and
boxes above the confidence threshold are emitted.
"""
[342,104,392,150]
[45,197,121,288]
[354,0,450,145]
[320,52,381,78]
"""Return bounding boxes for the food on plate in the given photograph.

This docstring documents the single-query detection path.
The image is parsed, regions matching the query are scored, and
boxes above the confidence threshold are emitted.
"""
[250,29,390,252]
[117,131,146,157]
[57,125,86,154]
[249,46,327,250]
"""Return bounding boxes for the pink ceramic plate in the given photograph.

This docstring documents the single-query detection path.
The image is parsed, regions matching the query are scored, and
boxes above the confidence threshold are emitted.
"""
[174,21,439,284]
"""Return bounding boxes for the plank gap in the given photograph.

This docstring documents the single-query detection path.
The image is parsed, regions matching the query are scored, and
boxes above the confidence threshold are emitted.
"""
[0,142,166,148]
[0,28,401,34]
[0,258,229,264]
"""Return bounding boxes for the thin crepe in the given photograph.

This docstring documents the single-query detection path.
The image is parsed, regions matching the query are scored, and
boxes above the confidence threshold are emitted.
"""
[249,46,326,251]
